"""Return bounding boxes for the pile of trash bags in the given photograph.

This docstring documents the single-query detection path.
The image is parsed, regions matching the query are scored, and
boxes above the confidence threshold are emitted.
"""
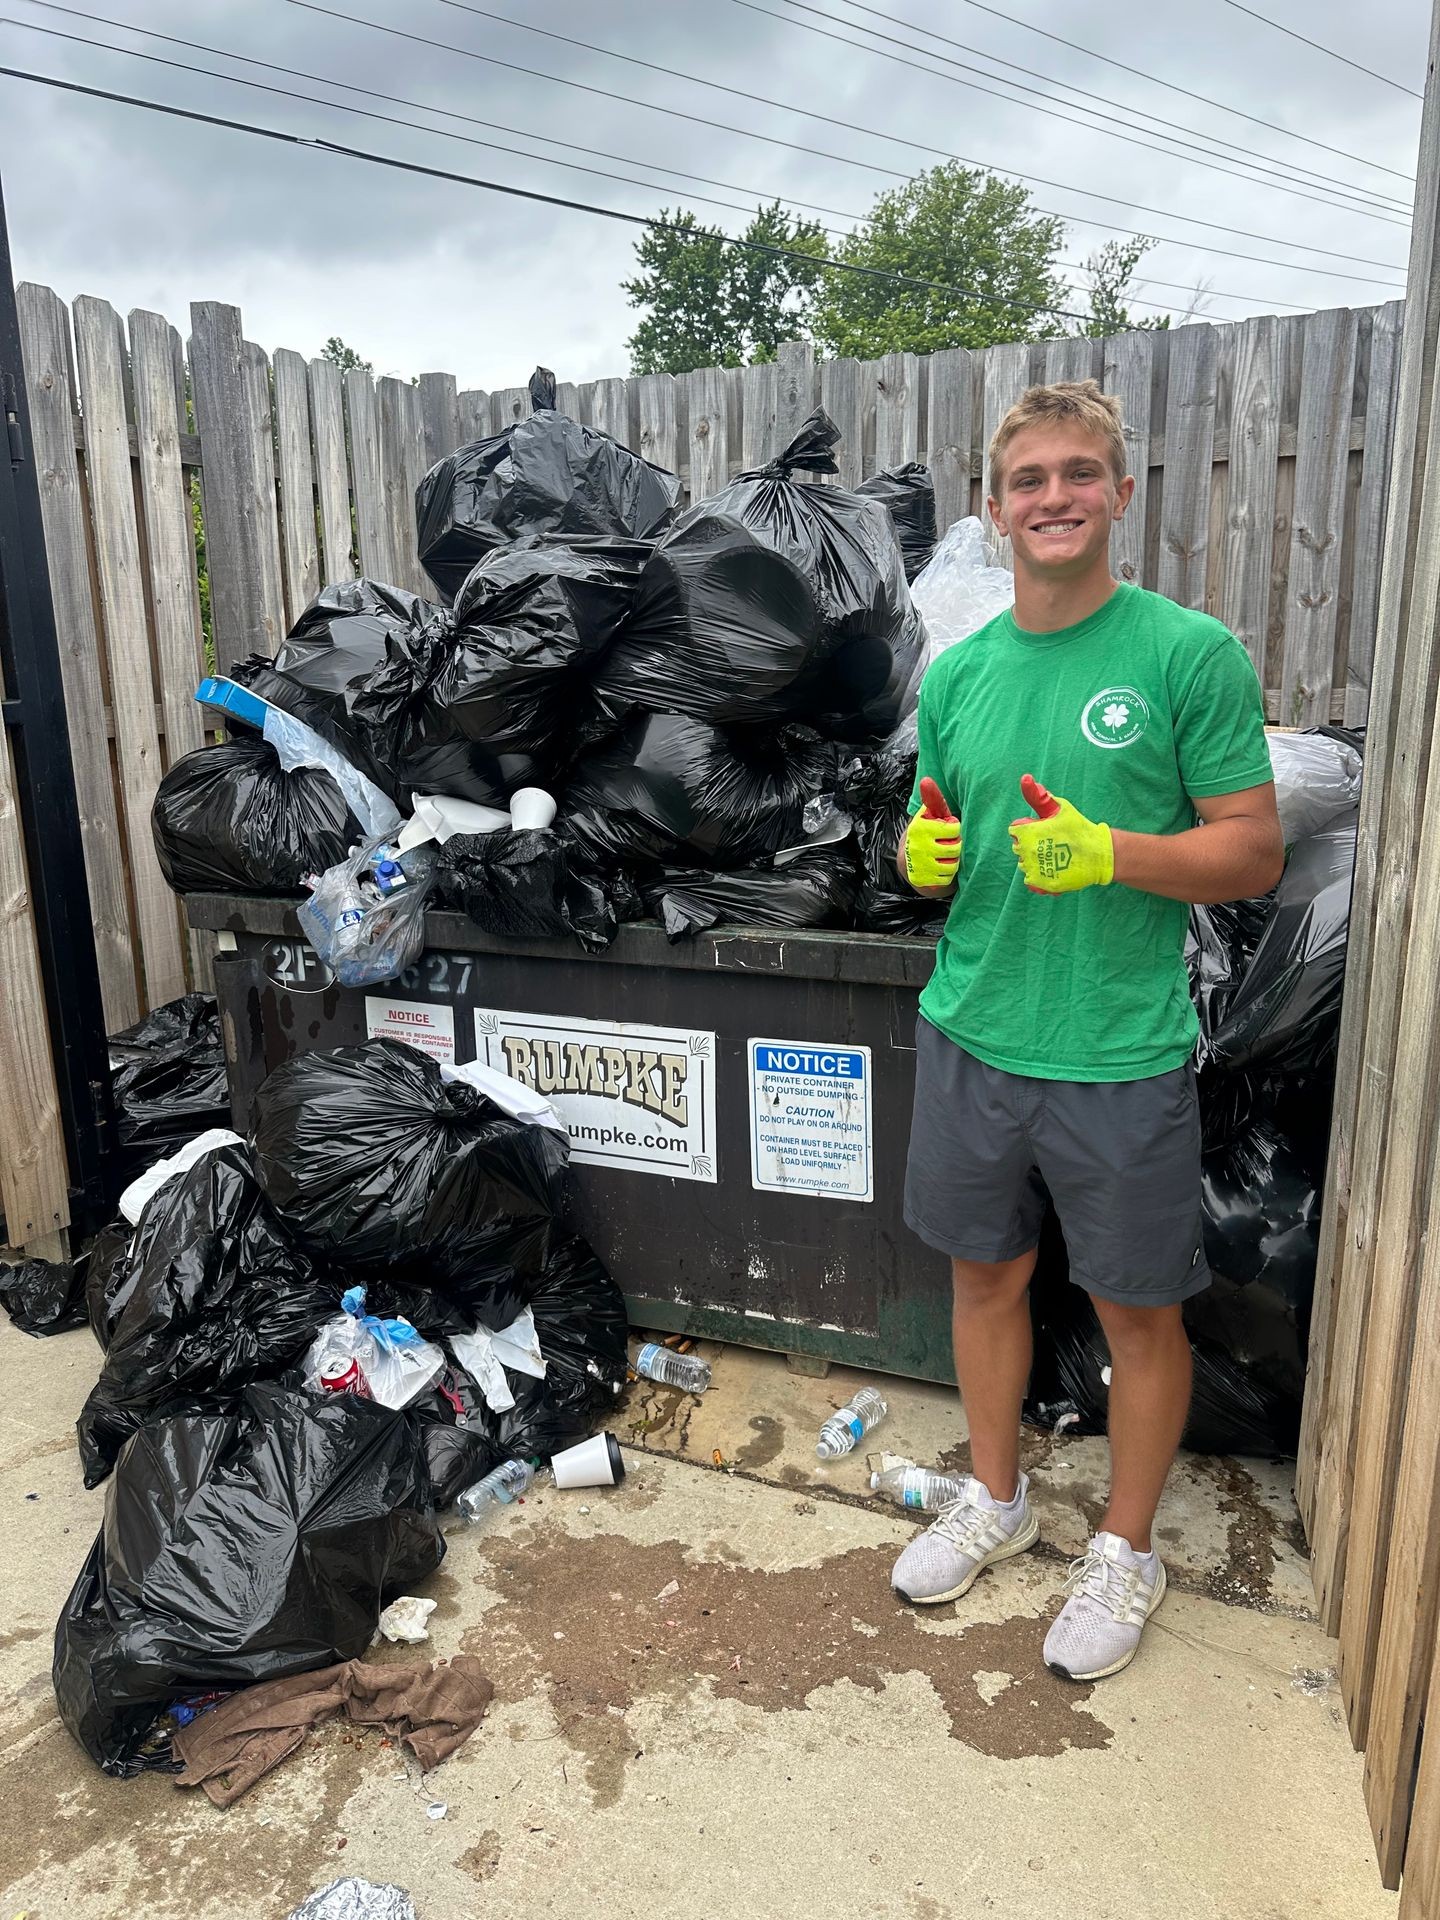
[47,1036,629,1776]
[1025,727,1364,1456]
[150,374,967,953]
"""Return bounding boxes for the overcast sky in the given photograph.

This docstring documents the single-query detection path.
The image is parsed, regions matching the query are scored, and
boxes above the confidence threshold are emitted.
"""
[0,0,1427,387]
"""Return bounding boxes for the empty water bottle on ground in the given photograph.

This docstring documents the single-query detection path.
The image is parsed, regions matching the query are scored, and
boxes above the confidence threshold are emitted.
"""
[634,1342,711,1393]
[870,1464,966,1510]
[457,1458,535,1524]
[816,1387,888,1459]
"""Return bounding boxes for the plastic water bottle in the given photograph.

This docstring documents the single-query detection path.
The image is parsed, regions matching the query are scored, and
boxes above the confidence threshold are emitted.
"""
[634,1342,711,1393]
[457,1458,535,1524]
[816,1387,888,1459]
[869,1464,967,1511]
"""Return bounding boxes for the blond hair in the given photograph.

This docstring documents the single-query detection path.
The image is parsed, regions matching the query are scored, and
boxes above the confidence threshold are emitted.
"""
[988,379,1128,497]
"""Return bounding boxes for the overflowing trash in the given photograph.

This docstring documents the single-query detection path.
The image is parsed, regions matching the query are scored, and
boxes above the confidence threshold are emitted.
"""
[0,1253,89,1336]
[55,1384,446,1774]
[107,993,230,1172]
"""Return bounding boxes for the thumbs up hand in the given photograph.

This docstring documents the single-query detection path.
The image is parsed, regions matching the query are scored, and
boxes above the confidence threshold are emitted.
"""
[1009,775,1114,894]
[903,778,962,891]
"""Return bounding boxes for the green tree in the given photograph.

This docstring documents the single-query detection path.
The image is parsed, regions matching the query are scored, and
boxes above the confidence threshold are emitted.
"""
[625,202,828,375]
[321,335,373,374]
[812,163,1067,357]
[1080,238,1170,337]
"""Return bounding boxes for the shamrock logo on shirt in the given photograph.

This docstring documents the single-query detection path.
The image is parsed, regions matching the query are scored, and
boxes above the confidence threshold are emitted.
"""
[1081,686,1150,749]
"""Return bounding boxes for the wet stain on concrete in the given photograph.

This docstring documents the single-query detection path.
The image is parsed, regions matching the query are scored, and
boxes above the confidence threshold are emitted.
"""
[458,1829,504,1881]
[1199,1458,1281,1609]
[937,1423,1056,1484]
[3,1433,81,1470]
[463,1524,1110,1805]
[0,1624,47,1652]
[734,1414,785,1471]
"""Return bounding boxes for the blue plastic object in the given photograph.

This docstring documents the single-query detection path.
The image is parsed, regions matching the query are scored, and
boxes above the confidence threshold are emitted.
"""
[195,676,271,731]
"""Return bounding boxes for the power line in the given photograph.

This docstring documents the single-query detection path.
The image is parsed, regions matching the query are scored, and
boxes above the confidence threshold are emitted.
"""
[445,0,1411,228]
[1219,1,1424,99]
[852,0,1415,182]
[11,10,1383,312]
[284,1,1408,274]
[0,63,1121,324]
[794,0,1412,195]
[758,0,1411,215]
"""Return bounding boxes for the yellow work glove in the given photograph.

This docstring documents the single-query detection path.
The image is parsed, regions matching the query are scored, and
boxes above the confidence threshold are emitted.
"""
[904,778,962,890]
[1009,774,1114,894]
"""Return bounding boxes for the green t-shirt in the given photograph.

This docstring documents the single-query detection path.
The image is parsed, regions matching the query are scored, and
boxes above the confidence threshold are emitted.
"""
[909,583,1272,1082]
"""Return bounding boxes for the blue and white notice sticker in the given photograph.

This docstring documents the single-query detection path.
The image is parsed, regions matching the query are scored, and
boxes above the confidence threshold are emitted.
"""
[748,1039,873,1202]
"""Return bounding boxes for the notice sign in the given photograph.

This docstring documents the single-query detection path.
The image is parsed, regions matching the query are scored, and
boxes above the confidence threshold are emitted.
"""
[473,1008,717,1183]
[365,996,456,1063]
[749,1039,873,1202]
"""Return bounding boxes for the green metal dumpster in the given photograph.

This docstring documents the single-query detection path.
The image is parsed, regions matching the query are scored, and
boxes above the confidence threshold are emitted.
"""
[187,894,952,1383]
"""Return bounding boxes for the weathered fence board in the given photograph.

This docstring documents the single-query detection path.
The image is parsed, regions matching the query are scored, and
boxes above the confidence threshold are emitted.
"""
[491,384,527,432]
[636,371,681,477]
[819,357,866,489]
[343,367,393,585]
[1102,329,1158,588]
[377,376,427,599]
[1347,300,1406,726]
[874,351,922,469]
[775,339,818,451]
[1282,308,1360,727]
[272,347,321,628]
[1157,323,1218,609]
[924,346,974,533]
[741,360,779,471]
[457,387,489,447]
[1218,315,1282,675]
[308,356,354,587]
[981,340,1035,567]
[0,721,69,1258]
[684,365,730,502]
[72,295,186,1010]
[15,282,136,1031]
[418,370,460,471]
[190,302,286,660]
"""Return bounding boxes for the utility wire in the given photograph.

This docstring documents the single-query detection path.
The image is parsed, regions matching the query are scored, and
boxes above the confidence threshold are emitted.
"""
[445,0,1410,227]
[283,1,1408,275]
[838,0,1414,182]
[1219,1,1424,98]
[760,0,1412,214]
[14,9,1374,312]
[0,63,1122,324]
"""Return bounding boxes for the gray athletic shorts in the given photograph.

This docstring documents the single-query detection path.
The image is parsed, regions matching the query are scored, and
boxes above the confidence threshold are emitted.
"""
[904,1015,1210,1308]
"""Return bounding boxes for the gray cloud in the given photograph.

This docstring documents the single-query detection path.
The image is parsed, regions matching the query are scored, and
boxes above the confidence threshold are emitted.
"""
[1,0,1425,389]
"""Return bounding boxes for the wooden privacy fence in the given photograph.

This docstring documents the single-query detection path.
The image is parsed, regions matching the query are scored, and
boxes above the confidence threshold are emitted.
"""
[0,288,1405,1257]
[1296,5,1440,1907]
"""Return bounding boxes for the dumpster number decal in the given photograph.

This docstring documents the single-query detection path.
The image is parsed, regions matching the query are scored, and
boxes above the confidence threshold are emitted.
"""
[748,1040,873,1202]
[472,1009,718,1183]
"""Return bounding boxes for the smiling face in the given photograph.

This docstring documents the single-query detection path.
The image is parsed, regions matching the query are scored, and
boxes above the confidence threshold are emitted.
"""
[988,422,1135,583]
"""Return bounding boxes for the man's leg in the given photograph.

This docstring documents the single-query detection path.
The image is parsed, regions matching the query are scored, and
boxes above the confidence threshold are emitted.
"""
[951,1248,1037,1502]
[1088,1296,1192,1552]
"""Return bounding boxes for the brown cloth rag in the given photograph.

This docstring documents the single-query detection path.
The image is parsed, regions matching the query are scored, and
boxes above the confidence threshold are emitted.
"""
[172,1656,493,1808]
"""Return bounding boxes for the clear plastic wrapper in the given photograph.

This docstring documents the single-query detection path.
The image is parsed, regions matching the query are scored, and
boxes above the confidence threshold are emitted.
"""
[299,838,437,989]
[303,1286,446,1410]
[908,515,1016,664]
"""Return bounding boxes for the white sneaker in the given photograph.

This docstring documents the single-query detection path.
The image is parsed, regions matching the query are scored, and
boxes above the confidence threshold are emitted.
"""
[891,1473,1039,1605]
[1044,1531,1167,1681]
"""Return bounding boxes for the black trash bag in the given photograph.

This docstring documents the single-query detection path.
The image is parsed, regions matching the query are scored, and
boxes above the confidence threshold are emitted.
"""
[0,1256,87,1336]
[827,723,946,937]
[564,712,839,871]
[416,366,682,600]
[1187,893,1275,1061]
[440,536,653,759]
[411,1367,504,1509]
[1208,819,1356,1074]
[231,578,452,802]
[1189,1107,1324,1418]
[84,1216,136,1352]
[250,1041,570,1298]
[107,994,229,1164]
[642,842,860,941]
[857,463,938,582]
[595,410,925,741]
[54,1384,443,1776]
[76,1143,336,1488]
[433,827,628,954]
[152,736,363,896]
[474,1236,630,1461]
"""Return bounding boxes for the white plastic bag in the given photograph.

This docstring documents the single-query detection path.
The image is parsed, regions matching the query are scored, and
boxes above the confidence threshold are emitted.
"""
[450,1305,547,1414]
[303,1286,445,1410]
[439,1060,566,1132]
[909,516,1015,668]
[262,703,401,841]
[118,1128,246,1226]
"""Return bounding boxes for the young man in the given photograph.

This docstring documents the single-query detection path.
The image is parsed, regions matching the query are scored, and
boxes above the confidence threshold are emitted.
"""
[892,380,1283,1682]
